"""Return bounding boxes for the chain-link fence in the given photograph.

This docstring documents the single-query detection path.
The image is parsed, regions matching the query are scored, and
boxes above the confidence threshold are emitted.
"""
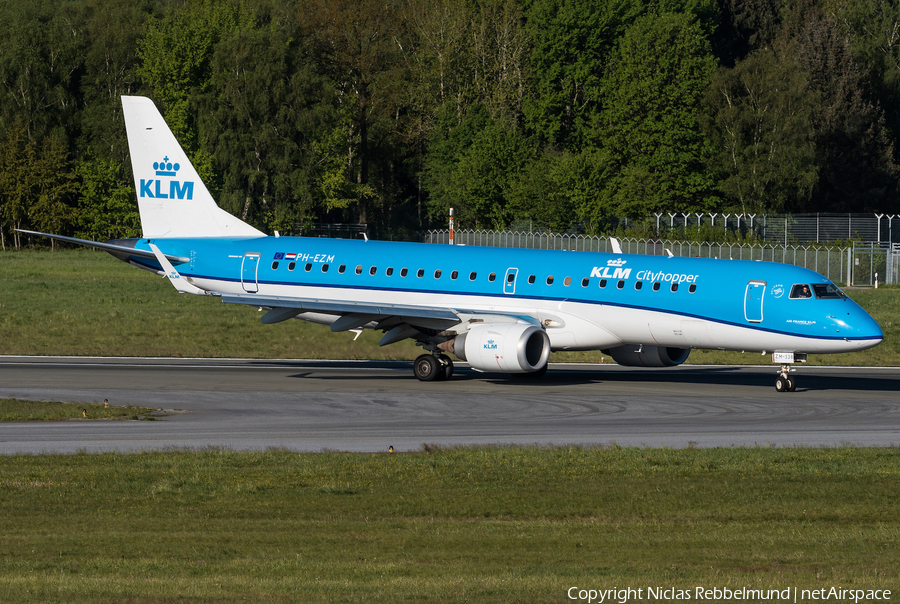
[851,242,900,286]
[423,228,882,285]
[485,213,899,245]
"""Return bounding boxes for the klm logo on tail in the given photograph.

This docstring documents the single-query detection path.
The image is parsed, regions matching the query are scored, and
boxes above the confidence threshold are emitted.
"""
[139,156,194,200]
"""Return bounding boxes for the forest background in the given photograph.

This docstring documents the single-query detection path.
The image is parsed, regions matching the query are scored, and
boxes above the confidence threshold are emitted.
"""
[1,0,899,249]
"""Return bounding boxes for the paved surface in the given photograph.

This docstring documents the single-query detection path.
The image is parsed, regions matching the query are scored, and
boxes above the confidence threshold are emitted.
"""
[1,356,899,453]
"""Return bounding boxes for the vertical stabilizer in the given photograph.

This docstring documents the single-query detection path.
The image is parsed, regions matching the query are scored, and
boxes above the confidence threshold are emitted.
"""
[122,95,265,238]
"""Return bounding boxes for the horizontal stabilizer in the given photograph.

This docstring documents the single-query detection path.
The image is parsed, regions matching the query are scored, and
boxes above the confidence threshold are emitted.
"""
[15,230,189,263]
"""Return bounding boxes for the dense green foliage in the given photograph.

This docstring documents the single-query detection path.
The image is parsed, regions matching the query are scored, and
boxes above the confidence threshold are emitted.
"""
[1,0,899,247]
[1,446,898,601]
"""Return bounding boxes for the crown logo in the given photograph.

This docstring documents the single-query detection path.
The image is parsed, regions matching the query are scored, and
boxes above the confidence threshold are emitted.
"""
[607,258,627,267]
[153,156,180,177]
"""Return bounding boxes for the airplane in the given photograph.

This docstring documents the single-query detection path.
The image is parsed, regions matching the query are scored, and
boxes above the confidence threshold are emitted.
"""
[20,96,884,392]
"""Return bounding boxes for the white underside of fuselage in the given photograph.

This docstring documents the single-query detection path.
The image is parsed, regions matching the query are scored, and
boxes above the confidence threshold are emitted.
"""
[189,276,877,356]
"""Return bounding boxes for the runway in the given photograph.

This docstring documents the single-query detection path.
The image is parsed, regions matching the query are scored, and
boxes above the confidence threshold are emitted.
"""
[1,356,899,453]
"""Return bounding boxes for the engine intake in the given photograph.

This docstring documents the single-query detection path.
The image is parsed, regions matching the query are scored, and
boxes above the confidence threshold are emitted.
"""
[605,345,690,367]
[443,323,550,373]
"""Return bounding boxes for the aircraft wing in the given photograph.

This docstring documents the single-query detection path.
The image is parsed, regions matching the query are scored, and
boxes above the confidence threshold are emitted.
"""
[219,293,465,346]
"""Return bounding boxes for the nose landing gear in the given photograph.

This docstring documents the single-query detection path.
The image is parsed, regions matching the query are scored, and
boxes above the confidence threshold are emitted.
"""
[772,352,806,392]
[775,365,797,393]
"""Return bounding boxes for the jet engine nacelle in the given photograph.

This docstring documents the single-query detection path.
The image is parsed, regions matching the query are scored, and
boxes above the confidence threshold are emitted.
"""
[448,323,551,373]
[605,345,690,367]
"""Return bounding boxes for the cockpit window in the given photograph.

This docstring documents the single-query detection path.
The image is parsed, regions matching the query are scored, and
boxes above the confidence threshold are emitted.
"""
[813,283,845,299]
[789,284,812,299]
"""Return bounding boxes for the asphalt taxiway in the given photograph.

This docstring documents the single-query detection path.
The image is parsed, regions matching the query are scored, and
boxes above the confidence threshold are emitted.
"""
[1,356,899,453]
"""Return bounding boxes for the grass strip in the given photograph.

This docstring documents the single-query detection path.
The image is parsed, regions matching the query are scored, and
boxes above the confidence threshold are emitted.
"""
[0,446,897,602]
[0,398,161,421]
[2,249,898,365]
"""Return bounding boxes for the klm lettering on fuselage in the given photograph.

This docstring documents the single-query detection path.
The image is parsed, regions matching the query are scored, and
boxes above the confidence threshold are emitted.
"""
[590,258,632,280]
[140,156,194,200]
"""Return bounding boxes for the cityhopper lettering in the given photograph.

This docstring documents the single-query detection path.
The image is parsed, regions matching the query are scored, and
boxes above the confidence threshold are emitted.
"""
[139,156,194,200]
[635,269,699,284]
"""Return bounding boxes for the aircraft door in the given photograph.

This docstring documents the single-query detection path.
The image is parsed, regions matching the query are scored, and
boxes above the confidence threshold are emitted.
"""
[503,268,518,295]
[744,280,766,323]
[241,253,260,293]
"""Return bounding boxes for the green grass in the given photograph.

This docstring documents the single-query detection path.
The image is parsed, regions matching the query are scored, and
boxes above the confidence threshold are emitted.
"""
[1,249,898,365]
[0,446,898,602]
[0,398,160,421]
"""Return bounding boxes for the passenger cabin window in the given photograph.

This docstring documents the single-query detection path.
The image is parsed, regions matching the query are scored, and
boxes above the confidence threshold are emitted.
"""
[616,280,625,289]
[599,279,607,288]
[652,282,660,291]
[689,283,696,293]
[790,284,812,299]
[469,271,477,281]
[305,263,312,272]
[322,264,329,273]
[338,264,346,274]
[417,269,424,278]
[546,276,554,285]
[528,275,536,284]
[355,265,363,275]
[369,266,377,275]
[401,268,408,277]
[434,269,442,279]
[564,277,572,286]
[451,270,458,280]
[489,273,497,282]
[581,278,589,287]
[814,283,844,299]
[272,261,279,270]
[635,281,643,290]
[507,272,515,283]
[288,262,296,271]
[386,267,393,276]
[671,283,679,292]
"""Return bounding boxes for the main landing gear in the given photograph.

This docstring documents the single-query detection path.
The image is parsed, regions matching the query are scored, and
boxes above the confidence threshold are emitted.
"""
[414,353,454,382]
[775,364,797,393]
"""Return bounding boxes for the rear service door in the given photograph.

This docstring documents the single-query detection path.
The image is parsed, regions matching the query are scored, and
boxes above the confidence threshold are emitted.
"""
[241,253,261,293]
[744,280,766,323]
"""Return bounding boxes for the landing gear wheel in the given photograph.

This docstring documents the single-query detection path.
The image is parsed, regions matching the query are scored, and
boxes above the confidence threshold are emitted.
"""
[787,377,797,392]
[414,354,440,382]
[438,354,454,381]
[775,376,787,392]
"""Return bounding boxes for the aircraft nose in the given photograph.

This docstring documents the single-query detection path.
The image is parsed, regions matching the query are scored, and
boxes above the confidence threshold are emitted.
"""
[851,307,883,347]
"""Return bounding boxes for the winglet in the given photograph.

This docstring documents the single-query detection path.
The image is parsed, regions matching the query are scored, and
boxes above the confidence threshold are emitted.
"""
[149,243,208,295]
[610,237,623,254]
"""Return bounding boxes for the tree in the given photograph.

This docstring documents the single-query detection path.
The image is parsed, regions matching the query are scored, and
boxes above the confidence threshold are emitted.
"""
[524,0,640,149]
[423,103,534,229]
[794,12,899,212]
[599,12,719,216]
[197,22,338,233]
[703,47,818,214]
[305,0,410,226]
[138,0,255,151]
[75,158,140,241]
